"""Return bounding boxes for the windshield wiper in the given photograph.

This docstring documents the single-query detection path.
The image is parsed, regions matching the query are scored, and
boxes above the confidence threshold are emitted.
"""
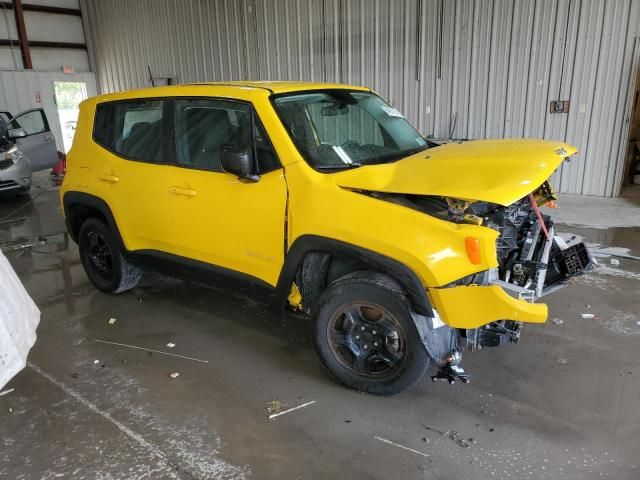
[315,162,363,170]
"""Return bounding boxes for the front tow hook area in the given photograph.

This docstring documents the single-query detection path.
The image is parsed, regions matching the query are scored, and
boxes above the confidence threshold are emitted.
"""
[430,349,471,384]
[431,364,471,384]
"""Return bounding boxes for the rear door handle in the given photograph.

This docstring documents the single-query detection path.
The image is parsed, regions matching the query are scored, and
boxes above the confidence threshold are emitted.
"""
[169,186,197,197]
[99,173,120,183]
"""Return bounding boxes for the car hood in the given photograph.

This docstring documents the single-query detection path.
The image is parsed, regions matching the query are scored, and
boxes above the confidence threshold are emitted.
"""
[332,139,577,206]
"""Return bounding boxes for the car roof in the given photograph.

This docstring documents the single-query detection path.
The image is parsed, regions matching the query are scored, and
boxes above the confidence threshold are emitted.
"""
[90,81,371,104]
[186,81,371,94]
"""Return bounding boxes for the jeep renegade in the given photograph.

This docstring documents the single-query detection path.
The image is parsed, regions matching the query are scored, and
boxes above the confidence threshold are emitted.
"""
[61,82,593,394]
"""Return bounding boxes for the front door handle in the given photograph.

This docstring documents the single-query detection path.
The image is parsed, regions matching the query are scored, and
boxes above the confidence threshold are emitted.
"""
[99,173,120,183]
[169,186,197,197]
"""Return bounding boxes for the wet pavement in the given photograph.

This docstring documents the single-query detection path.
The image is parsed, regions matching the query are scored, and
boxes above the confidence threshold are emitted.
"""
[1,174,639,479]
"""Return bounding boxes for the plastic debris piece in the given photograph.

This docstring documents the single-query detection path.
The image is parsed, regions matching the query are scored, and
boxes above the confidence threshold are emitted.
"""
[423,424,471,448]
[556,357,567,364]
[549,317,564,325]
[166,342,176,348]
[265,399,287,415]
[580,313,595,319]
[169,372,180,379]
[93,359,100,364]
[108,318,116,325]
[0,388,15,397]
[610,258,620,266]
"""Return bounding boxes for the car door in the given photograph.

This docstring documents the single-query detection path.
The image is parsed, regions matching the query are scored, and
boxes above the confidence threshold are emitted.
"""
[0,111,13,124]
[91,98,175,255]
[8,109,58,171]
[166,97,287,288]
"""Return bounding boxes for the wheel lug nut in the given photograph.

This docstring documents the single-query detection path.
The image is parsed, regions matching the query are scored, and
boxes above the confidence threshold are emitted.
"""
[363,344,368,350]
[360,326,366,331]
[372,330,377,335]
[373,342,379,347]
[355,335,360,340]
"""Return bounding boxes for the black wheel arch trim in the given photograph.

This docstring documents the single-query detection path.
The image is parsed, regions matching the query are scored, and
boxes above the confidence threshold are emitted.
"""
[63,195,432,317]
[271,235,433,316]
[63,191,125,249]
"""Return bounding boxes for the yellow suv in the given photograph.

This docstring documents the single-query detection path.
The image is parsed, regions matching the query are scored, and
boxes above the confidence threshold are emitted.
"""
[61,82,592,394]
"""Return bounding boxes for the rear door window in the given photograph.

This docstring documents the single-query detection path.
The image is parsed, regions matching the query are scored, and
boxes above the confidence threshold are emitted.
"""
[93,99,166,163]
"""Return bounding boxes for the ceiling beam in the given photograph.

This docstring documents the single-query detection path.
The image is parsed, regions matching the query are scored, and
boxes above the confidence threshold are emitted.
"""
[0,1,81,16]
[11,0,31,69]
[0,39,86,49]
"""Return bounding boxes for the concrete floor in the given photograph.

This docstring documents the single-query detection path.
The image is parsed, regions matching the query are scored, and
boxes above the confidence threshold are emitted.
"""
[1,174,639,480]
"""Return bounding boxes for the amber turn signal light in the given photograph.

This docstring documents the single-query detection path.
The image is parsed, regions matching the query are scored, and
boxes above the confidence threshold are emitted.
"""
[465,237,482,264]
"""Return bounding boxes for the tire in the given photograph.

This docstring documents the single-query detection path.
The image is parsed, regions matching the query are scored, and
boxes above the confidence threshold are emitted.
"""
[312,271,430,395]
[78,218,141,294]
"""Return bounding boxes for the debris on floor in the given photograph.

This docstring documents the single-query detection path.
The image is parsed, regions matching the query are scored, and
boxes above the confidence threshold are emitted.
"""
[94,339,208,363]
[93,359,100,364]
[0,388,15,396]
[557,357,568,365]
[422,424,471,448]
[166,342,176,348]
[373,435,430,458]
[108,318,117,325]
[611,258,620,266]
[267,400,317,420]
[549,317,564,325]
[169,372,180,379]
[265,399,288,416]
[580,313,596,319]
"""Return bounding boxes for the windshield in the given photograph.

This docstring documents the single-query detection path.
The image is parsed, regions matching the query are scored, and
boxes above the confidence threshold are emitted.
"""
[273,90,428,170]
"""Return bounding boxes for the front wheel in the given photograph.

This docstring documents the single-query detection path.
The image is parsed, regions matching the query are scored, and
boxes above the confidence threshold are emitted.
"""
[78,218,141,294]
[312,272,430,395]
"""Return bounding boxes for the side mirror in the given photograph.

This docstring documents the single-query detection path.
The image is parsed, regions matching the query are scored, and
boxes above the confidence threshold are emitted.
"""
[220,145,259,182]
[8,128,27,139]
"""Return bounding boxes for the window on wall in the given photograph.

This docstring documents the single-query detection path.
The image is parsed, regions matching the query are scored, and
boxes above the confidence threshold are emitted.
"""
[175,98,280,174]
[93,99,165,163]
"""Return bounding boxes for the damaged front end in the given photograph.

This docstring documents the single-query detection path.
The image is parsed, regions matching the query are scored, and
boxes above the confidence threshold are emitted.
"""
[459,180,594,351]
[375,180,595,384]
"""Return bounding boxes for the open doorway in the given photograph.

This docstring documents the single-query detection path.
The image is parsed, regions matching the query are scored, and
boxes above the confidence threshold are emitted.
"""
[629,70,640,186]
[53,81,88,153]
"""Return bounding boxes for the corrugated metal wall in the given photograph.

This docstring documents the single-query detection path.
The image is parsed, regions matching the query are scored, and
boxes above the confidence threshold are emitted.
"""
[81,0,640,196]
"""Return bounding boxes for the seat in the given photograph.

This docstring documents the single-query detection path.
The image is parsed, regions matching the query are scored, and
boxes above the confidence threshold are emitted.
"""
[120,121,162,162]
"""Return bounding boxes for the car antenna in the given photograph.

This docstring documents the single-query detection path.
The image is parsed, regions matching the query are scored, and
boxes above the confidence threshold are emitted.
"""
[147,65,155,87]
[448,113,457,140]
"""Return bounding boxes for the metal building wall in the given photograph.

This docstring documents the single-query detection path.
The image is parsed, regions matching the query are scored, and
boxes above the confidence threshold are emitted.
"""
[0,70,98,151]
[81,0,640,197]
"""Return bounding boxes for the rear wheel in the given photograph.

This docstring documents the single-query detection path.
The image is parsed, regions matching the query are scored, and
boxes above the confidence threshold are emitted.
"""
[78,218,141,293]
[312,272,430,395]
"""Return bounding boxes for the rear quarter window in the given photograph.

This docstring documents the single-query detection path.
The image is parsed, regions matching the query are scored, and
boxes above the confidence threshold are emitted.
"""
[93,99,165,163]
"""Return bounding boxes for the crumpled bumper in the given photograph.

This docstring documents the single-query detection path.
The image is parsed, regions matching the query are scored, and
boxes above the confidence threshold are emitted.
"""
[427,285,548,329]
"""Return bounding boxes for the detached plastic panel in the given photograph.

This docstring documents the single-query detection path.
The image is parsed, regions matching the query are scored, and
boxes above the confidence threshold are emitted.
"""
[0,249,40,389]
